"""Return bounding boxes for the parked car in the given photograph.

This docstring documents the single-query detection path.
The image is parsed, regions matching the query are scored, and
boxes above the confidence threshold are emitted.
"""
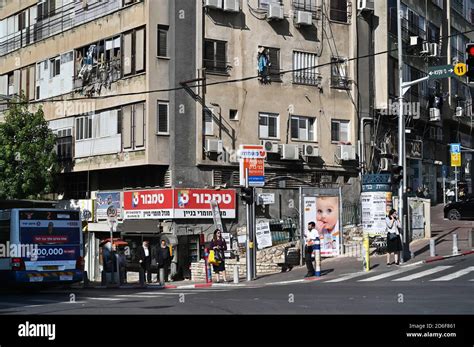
[444,196,474,220]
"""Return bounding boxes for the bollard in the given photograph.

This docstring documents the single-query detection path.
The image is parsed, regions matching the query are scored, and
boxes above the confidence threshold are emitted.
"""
[313,238,321,277]
[363,234,370,272]
[453,234,459,255]
[233,265,239,284]
[159,268,165,286]
[429,238,436,257]
[469,228,474,249]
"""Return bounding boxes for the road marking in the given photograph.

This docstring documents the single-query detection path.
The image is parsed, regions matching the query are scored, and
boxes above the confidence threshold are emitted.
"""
[266,279,305,285]
[115,294,160,298]
[393,266,452,281]
[87,297,122,301]
[358,266,419,282]
[324,272,369,283]
[430,266,474,281]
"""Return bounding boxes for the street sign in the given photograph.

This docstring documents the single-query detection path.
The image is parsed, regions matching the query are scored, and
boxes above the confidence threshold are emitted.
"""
[451,153,461,167]
[454,63,467,76]
[107,205,117,218]
[82,209,92,221]
[428,65,454,80]
[257,193,275,205]
[450,143,461,154]
[239,145,266,187]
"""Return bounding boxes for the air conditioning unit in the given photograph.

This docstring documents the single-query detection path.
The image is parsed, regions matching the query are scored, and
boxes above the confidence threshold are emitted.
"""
[420,42,430,55]
[302,144,319,157]
[429,108,441,121]
[380,158,390,171]
[206,139,223,153]
[223,0,240,12]
[455,106,463,117]
[338,144,356,161]
[357,0,374,12]
[260,140,279,153]
[267,3,284,20]
[204,0,222,9]
[280,144,300,160]
[295,10,312,26]
[429,43,439,57]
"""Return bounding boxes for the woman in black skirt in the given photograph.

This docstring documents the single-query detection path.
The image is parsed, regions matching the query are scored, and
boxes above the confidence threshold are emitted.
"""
[209,229,227,282]
[386,209,402,266]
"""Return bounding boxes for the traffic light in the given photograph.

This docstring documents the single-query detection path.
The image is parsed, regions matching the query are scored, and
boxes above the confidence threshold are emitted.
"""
[240,187,254,205]
[391,165,403,185]
[466,43,474,84]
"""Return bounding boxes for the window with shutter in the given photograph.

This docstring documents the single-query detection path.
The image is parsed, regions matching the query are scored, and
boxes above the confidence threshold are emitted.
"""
[331,120,350,143]
[28,65,35,101]
[123,32,133,75]
[330,0,348,23]
[259,113,279,139]
[157,102,169,134]
[157,25,168,57]
[135,28,145,72]
[267,47,281,81]
[204,39,227,74]
[122,105,132,149]
[134,103,145,147]
[205,108,214,135]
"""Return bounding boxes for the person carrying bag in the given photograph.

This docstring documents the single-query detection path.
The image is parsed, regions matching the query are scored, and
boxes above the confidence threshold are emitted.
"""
[386,209,402,266]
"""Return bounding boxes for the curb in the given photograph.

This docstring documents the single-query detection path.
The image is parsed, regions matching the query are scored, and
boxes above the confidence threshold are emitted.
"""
[424,250,474,263]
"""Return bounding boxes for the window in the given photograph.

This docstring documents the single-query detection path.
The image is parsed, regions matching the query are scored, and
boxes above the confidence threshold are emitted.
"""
[157,25,168,57]
[291,116,316,141]
[204,39,227,74]
[330,0,348,23]
[122,103,146,150]
[157,102,169,134]
[123,27,146,76]
[266,47,281,82]
[331,120,350,143]
[56,128,73,161]
[292,0,319,14]
[50,57,60,78]
[331,57,350,89]
[76,116,93,141]
[259,0,282,9]
[205,108,214,136]
[229,109,238,121]
[259,113,279,139]
[293,51,319,85]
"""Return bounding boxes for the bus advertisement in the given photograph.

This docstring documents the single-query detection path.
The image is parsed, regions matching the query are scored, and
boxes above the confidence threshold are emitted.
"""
[0,209,84,285]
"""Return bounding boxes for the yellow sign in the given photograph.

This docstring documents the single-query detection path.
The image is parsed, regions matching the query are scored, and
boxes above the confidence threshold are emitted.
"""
[454,63,467,77]
[451,153,461,167]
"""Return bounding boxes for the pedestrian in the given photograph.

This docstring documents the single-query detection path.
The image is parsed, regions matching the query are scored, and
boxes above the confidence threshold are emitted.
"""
[415,186,424,198]
[117,246,127,285]
[304,221,318,277]
[157,239,171,285]
[209,229,227,283]
[386,209,402,266]
[137,241,152,286]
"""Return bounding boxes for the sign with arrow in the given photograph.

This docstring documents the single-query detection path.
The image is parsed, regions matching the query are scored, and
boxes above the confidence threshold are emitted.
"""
[428,65,454,80]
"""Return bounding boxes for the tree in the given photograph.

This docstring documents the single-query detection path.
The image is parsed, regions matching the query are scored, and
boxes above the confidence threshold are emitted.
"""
[0,98,60,199]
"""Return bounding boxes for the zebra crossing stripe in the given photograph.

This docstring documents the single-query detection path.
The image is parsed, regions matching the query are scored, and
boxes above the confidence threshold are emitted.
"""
[358,266,418,282]
[430,266,474,281]
[392,266,452,281]
[324,272,369,283]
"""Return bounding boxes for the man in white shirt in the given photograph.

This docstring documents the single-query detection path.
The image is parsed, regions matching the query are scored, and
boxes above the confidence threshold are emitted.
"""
[304,222,318,277]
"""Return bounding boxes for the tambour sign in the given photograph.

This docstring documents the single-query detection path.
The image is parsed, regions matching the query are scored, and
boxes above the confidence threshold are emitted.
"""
[123,189,174,219]
[123,189,236,219]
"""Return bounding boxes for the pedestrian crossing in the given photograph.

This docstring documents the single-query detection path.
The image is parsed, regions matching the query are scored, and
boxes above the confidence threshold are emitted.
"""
[321,265,474,283]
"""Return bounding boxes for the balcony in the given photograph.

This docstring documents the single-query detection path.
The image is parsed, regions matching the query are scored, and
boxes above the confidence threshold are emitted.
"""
[73,58,121,92]
[331,75,351,90]
[293,71,322,86]
[292,0,322,19]
[0,1,122,57]
[203,59,230,75]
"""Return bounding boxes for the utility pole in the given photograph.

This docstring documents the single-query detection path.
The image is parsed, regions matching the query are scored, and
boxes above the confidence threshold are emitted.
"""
[244,169,255,281]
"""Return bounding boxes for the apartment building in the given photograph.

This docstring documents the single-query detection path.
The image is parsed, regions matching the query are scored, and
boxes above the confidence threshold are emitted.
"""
[0,0,359,280]
[358,0,474,203]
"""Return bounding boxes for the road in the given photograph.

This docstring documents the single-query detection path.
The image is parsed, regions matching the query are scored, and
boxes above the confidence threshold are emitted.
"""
[1,256,472,315]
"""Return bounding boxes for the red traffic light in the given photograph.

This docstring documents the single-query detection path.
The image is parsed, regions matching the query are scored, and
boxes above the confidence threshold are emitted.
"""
[466,44,474,56]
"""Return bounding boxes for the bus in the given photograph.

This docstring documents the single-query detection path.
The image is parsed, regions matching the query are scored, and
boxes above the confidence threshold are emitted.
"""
[0,208,84,286]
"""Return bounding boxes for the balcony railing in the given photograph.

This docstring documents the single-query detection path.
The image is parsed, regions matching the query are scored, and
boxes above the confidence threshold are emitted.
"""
[293,71,321,86]
[292,0,321,19]
[203,59,230,75]
[401,18,427,41]
[331,75,351,90]
[73,58,121,91]
[0,0,121,56]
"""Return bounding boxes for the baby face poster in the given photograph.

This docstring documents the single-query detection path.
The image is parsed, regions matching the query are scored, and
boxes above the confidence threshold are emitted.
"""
[303,196,340,257]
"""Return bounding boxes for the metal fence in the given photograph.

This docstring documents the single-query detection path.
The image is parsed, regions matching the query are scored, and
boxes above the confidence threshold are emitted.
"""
[341,202,361,227]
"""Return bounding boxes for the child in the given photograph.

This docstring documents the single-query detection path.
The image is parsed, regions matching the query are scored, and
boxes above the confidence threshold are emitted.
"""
[315,196,339,252]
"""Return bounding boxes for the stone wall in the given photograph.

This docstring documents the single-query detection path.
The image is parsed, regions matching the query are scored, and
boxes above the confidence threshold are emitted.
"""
[191,241,299,282]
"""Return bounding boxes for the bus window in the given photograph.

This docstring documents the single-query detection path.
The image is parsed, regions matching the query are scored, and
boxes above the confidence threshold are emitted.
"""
[0,219,10,248]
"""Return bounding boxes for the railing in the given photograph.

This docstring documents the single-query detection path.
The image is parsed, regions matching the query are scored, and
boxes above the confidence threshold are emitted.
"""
[73,58,121,90]
[331,75,351,90]
[0,0,121,56]
[293,71,321,86]
[292,0,321,18]
[400,18,427,41]
[341,203,361,227]
[203,59,229,74]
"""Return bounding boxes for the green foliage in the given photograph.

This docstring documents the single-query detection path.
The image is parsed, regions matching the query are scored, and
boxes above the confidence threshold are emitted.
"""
[0,98,60,199]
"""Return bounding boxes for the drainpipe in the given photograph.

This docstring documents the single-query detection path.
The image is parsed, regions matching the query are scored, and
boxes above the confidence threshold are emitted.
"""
[360,117,373,175]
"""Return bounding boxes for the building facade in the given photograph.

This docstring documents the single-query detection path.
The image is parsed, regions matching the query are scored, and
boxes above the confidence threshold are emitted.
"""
[0,0,359,279]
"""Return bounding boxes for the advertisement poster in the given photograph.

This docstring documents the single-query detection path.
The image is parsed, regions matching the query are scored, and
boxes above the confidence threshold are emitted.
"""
[303,196,340,257]
[96,192,122,221]
[256,220,272,249]
[361,191,393,235]
[19,210,81,261]
[239,145,266,187]
[173,189,236,219]
[123,189,174,219]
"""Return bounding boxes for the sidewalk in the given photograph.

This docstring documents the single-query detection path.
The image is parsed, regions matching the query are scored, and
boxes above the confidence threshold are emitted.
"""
[404,204,474,265]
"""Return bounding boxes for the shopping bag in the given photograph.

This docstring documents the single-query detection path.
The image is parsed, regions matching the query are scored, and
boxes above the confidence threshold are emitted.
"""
[208,250,220,265]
